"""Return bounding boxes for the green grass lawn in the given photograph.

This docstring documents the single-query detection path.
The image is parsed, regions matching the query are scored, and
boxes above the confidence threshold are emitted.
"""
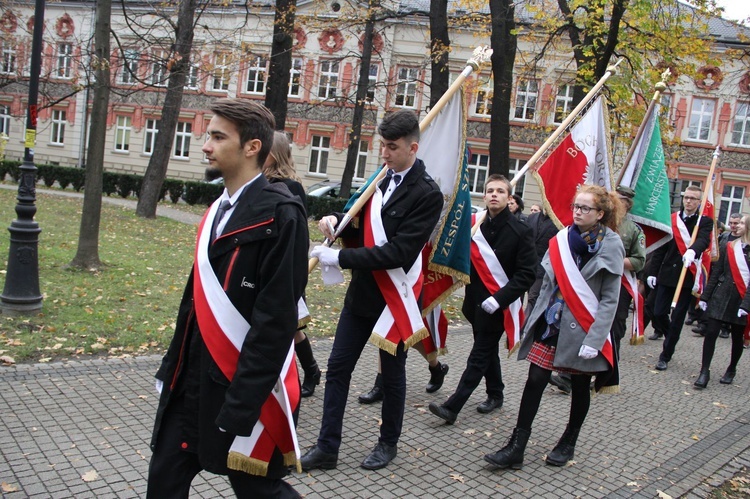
[0,188,464,364]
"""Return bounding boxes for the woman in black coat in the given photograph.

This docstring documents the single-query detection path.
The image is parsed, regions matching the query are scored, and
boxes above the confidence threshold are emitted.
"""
[694,214,750,388]
[263,131,322,397]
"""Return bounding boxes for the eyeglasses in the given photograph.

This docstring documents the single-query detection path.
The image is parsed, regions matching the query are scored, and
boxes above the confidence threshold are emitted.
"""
[570,204,594,214]
[683,196,701,202]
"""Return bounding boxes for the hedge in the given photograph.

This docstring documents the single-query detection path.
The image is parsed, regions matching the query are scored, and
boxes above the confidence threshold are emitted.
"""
[307,194,347,220]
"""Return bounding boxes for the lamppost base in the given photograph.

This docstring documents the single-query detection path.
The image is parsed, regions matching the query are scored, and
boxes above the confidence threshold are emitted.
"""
[0,297,43,316]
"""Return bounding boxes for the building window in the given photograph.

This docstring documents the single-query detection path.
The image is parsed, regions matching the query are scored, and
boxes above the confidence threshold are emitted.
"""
[366,64,378,102]
[144,118,159,155]
[114,116,131,151]
[56,43,73,79]
[288,57,303,97]
[355,140,369,179]
[395,67,419,108]
[554,84,574,124]
[719,185,744,225]
[509,158,526,197]
[514,80,538,121]
[151,50,168,87]
[467,152,489,194]
[474,78,493,117]
[687,98,714,142]
[660,94,673,123]
[317,60,339,99]
[245,56,267,94]
[212,53,230,91]
[119,49,139,84]
[668,179,702,211]
[731,102,750,147]
[1,41,16,74]
[173,121,191,158]
[185,64,199,89]
[50,110,66,145]
[0,105,10,136]
[308,135,330,174]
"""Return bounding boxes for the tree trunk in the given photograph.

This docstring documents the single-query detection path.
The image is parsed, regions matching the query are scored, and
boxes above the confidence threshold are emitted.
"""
[265,0,296,130]
[340,6,375,199]
[489,0,517,177]
[69,0,111,270]
[429,0,449,109]
[135,0,197,218]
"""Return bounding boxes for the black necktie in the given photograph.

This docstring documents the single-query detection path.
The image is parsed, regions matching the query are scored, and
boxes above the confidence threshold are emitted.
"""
[211,200,231,244]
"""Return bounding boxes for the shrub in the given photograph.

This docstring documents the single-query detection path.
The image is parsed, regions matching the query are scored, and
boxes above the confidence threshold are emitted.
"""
[102,172,118,196]
[116,173,142,198]
[183,180,222,206]
[163,179,184,204]
[307,195,348,220]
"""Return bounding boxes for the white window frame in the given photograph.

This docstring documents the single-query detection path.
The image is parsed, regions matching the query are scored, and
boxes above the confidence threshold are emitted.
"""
[317,60,339,99]
[1,41,16,74]
[0,105,10,136]
[245,55,267,94]
[114,115,132,152]
[731,101,750,147]
[143,118,160,155]
[56,42,73,79]
[467,152,489,194]
[720,185,745,225]
[509,158,526,197]
[474,78,493,117]
[288,57,303,97]
[514,79,538,121]
[185,63,199,90]
[173,121,192,158]
[394,67,419,108]
[366,64,378,103]
[308,135,330,174]
[554,84,574,124]
[687,97,714,142]
[50,110,66,145]
[151,50,168,87]
[119,49,139,84]
[212,53,230,91]
[355,140,369,179]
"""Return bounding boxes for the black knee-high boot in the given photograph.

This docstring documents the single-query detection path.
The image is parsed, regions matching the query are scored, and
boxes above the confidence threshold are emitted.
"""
[295,335,321,398]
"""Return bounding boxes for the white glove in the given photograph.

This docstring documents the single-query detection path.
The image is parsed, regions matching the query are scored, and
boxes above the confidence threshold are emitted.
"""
[698,300,708,311]
[310,245,340,267]
[578,345,598,359]
[154,378,163,394]
[481,297,500,314]
[682,249,696,268]
[647,276,657,289]
[739,309,749,318]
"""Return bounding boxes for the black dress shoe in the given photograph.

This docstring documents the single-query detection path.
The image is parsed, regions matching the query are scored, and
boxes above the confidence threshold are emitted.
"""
[648,332,664,341]
[720,369,736,384]
[361,442,397,470]
[425,362,449,393]
[428,401,457,424]
[692,325,706,337]
[655,359,668,371]
[300,445,338,471]
[693,369,710,389]
[685,317,695,325]
[477,397,503,414]
[719,329,731,339]
[548,374,572,394]
[358,374,384,404]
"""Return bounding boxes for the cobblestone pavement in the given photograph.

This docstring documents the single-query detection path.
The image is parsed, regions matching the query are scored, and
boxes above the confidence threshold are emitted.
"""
[2,322,750,498]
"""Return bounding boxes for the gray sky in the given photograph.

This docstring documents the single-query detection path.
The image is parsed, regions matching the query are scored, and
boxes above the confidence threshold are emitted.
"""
[715,0,749,24]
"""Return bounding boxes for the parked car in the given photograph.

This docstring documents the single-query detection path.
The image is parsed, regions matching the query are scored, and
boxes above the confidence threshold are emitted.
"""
[306,180,364,199]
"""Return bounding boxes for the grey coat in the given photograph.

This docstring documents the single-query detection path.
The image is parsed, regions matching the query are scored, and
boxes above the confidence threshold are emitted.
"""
[701,241,750,325]
[518,227,625,373]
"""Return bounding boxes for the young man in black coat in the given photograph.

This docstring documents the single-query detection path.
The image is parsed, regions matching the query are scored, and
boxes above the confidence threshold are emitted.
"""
[147,99,308,498]
[428,175,536,423]
[647,185,714,371]
[302,110,443,472]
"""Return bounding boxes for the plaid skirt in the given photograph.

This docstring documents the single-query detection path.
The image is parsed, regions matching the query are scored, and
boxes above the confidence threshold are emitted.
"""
[527,341,589,375]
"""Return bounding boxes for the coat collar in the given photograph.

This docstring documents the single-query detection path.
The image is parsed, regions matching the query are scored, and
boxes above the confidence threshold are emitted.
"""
[382,158,426,209]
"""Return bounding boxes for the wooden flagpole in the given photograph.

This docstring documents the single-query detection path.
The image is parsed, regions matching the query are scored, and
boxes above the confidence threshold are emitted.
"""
[309,46,493,273]
[670,146,721,309]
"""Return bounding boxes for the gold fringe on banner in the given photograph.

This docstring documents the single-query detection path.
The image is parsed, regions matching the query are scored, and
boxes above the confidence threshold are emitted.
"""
[630,335,644,346]
[227,452,270,477]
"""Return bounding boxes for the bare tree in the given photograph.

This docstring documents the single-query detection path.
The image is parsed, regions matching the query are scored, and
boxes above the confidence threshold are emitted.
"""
[265,0,296,130]
[488,0,517,177]
[429,0,450,109]
[69,0,111,270]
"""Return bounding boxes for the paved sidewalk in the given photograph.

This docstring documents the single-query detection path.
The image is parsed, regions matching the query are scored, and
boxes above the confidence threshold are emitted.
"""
[2,322,750,498]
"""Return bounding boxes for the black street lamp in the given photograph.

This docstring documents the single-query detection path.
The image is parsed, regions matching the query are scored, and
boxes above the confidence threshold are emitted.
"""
[0,0,45,315]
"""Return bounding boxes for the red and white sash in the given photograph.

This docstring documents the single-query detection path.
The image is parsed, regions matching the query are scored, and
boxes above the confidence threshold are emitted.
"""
[470,211,524,352]
[548,228,615,367]
[621,270,644,344]
[363,185,428,354]
[192,201,301,476]
[727,240,750,340]
[672,213,710,295]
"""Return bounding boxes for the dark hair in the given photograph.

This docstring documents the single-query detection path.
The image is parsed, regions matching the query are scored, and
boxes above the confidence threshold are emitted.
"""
[378,110,420,143]
[575,184,624,231]
[209,99,276,167]
[511,194,524,212]
[485,174,511,194]
[730,212,742,220]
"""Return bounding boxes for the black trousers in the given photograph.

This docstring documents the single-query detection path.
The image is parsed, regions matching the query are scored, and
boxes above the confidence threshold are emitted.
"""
[653,283,694,363]
[611,286,632,354]
[443,326,504,414]
[318,306,407,453]
[701,318,746,371]
[147,400,300,499]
